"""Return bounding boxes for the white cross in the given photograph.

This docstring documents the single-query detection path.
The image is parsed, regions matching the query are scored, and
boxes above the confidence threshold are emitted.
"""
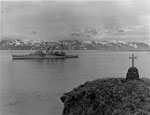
[129,54,137,67]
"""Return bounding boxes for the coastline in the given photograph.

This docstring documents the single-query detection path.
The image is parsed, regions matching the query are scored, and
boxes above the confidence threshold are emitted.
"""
[61,77,150,115]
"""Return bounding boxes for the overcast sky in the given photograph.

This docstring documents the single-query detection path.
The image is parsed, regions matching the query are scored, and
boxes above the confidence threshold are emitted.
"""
[1,0,150,42]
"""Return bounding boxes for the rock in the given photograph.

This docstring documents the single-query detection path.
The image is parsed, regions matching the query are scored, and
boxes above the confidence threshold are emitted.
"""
[126,67,139,80]
[60,78,150,115]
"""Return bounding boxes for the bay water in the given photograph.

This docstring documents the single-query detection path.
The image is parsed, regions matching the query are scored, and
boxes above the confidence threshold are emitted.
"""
[0,50,150,115]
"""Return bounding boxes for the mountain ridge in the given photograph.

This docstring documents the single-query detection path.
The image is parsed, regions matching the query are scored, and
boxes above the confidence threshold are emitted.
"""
[0,38,149,51]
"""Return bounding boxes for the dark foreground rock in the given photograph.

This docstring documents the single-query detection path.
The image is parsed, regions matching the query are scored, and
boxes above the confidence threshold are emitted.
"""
[60,78,150,115]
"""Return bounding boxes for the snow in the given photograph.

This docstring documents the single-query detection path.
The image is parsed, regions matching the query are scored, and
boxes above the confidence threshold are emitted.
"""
[83,41,92,44]
[14,40,21,45]
[1,38,149,50]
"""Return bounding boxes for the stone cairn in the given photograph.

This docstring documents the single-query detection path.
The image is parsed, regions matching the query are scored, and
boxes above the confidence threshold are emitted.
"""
[126,54,139,80]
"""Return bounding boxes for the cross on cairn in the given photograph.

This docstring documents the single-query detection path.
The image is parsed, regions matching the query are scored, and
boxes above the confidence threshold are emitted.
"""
[129,54,137,67]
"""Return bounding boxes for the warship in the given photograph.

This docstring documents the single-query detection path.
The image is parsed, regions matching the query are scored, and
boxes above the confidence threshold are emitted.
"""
[12,47,78,59]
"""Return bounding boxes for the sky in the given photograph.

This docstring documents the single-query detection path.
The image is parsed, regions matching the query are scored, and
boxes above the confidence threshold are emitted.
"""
[1,0,150,43]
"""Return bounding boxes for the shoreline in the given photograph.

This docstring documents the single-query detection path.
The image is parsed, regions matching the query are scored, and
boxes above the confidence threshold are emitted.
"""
[61,77,150,115]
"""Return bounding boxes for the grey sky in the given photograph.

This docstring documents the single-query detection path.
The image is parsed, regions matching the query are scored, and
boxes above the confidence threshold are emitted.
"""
[1,0,150,42]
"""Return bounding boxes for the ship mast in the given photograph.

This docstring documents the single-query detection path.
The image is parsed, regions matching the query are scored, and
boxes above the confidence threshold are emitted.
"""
[61,41,64,52]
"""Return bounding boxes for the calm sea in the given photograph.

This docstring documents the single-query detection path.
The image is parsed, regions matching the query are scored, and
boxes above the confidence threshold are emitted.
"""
[0,50,150,115]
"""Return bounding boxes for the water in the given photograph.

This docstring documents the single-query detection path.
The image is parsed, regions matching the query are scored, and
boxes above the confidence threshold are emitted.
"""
[0,50,150,115]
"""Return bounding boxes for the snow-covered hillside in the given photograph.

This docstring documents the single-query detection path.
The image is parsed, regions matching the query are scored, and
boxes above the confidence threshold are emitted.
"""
[0,39,149,51]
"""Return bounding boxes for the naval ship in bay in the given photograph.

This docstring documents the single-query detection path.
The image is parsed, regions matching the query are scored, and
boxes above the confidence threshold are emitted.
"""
[12,45,79,59]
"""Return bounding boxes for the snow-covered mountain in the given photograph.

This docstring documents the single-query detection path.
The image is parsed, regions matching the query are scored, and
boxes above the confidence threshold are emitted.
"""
[0,38,149,51]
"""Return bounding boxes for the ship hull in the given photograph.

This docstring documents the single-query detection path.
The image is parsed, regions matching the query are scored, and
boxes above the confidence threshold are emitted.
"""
[12,55,78,59]
[66,55,78,58]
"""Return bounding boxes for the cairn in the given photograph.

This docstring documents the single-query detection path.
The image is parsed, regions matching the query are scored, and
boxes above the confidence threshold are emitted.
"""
[126,54,139,80]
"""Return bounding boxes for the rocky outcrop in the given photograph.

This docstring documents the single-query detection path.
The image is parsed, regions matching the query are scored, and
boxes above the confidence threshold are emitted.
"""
[60,78,150,115]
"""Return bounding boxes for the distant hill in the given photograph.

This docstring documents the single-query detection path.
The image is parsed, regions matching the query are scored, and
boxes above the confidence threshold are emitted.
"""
[0,38,149,51]
[61,78,150,115]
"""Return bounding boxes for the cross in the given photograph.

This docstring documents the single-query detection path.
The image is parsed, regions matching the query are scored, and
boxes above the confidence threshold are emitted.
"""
[129,54,137,67]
